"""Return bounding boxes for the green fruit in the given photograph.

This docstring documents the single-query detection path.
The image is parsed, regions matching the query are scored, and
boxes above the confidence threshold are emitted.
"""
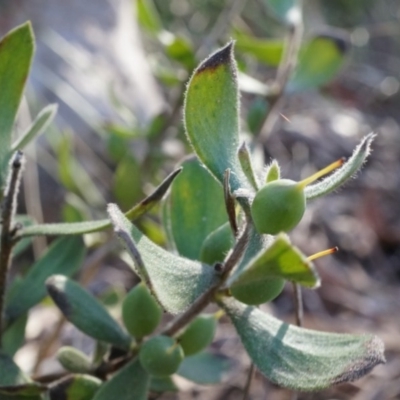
[122,283,162,339]
[178,314,217,356]
[56,346,92,373]
[251,179,305,235]
[139,335,184,377]
[49,374,102,400]
[200,223,234,265]
[231,278,285,305]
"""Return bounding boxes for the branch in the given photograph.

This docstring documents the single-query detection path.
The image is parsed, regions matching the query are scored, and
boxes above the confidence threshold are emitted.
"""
[0,151,24,341]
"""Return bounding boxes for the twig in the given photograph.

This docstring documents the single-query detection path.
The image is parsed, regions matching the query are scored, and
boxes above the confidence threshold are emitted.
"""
[0,151,24,340]
[242,362,256,400]
[161,223,250,337]
[258,3,304,139]
[292,282,303,327]
[224,169,238,236]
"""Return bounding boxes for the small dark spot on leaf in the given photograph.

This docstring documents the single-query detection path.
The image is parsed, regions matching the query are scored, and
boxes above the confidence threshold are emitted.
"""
[196,42,234,74]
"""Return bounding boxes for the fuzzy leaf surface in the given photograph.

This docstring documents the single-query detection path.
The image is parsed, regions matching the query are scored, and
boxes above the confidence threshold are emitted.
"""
[184,42,251,192]
[11,104,58,151]
[0,22,34,187]
[177,352,232,385]
[15,168,181,238]
[46,275,131,349]
[108,204,218,314]
[5,236,86,323]
[168,157,228,260]
[305,134,374,200]
[228,234,319,289]
[221,297,385,391]
[92,359,149,400]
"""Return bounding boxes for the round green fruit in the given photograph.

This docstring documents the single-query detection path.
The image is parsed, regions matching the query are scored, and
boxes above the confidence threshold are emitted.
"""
[178,314,217,356]
[200,223,234,265]
[231,278,285,305]
[251,179,305,235]
[139,335,184,377]
[122,283,162,339]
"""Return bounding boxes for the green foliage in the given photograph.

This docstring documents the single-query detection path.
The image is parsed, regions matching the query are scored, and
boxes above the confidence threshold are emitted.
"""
[122,283,162,339]
[221,297,385,391]
[177,314,217,356]
[139,335,184,377]
[0,5,384,399]
[0,22,34,190]
[46,275,131,349]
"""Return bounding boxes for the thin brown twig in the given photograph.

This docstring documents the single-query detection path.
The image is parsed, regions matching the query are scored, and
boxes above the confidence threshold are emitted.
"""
[0,151,24,341]
[293,282,303,327]
[224,169,239,236]
[242,362,256,400]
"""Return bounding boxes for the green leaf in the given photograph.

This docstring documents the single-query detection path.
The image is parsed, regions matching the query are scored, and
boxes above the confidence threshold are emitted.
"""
[113,155,143,211]
[48,374,102,400]
[0,352,31,386]
[1,313,27,357]
[11,104,58,152]
[136,0,163,35]
[56,346,92,374]
[149,377,177,393]
[262,0,300,24]
[161,33,196,71]
[15,168,182,238]
[220,297,385,391]
[177,352,232,385]
[305,134,375,200]
[0,382,46,397]
[0,22,34,188]
[234,30,283,66]
[46,275,131,349]
[228,234,319,289]
[108,204,218,314]
[184,42,251,192]
[288,33,349,93]
[5,236,86,323]
[92,359,149,400]
[168,157,228,260]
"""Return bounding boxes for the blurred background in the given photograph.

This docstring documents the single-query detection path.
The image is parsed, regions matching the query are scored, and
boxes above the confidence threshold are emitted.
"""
[1,0,400,399]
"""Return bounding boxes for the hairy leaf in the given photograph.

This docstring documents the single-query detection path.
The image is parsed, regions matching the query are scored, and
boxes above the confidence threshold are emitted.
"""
[15,168,181,238]
[305,134,375,200]
[0,22,34,188]
[184,42,251,192]
[5,236,86,323]
[228,234,319,289]
[168,156,228,260]
[177,352,232,385]
[11,104,58,151]
[46,275,131,349]
[92,359,149,400]
[221,297,385,391]
[108,204,218,314]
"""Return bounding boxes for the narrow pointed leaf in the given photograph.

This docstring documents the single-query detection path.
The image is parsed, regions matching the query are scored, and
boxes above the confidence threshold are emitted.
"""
[184,42,251,192]
[11,104,58,151]
[305,134,375,200]
[46,275,131,349]
[238,143,260,190]
[288,33,349,93]
[108,204,218,314]
[0,22,34,187]
[15,168,181,238]
[168,157,228,260]
[136,0,163,35]
[92,359,149,400]
[221,297,385,391]
[5,237,86,323]
[177,352,232,385]
[228,234,319,289]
